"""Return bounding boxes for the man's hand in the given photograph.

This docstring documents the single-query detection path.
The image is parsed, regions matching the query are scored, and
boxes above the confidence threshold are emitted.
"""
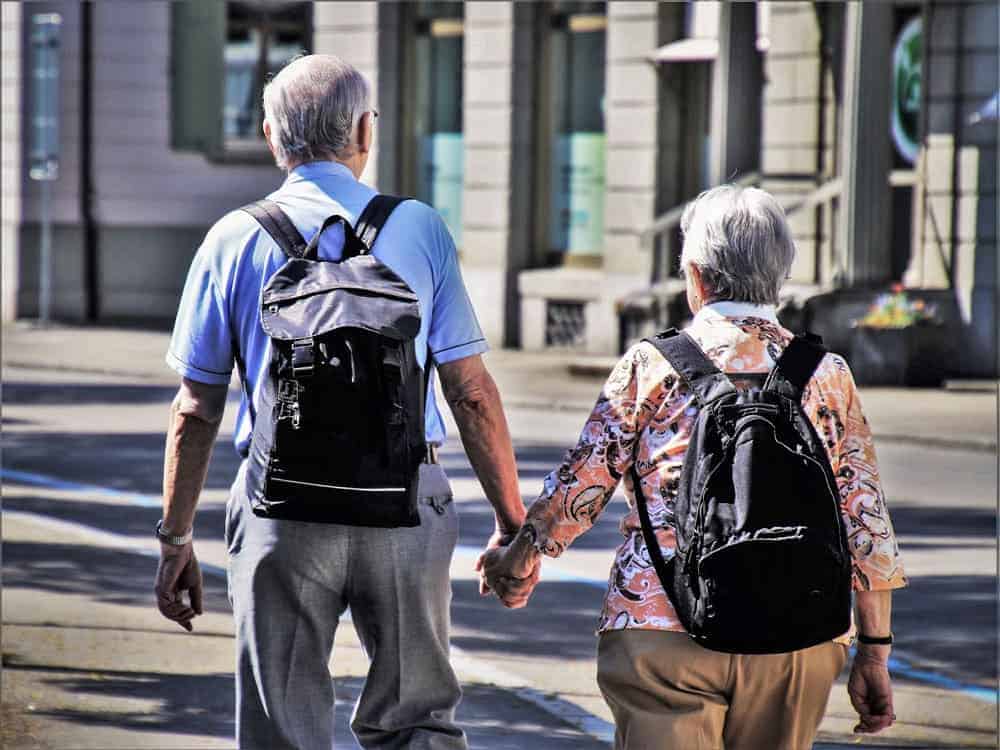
[154,541,204,632]
[848,648,895,734]
[474,528,516,595]
[478,535,541,609]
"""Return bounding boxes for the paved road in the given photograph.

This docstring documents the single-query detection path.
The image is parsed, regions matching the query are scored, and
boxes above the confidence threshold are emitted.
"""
[2,365,997,748]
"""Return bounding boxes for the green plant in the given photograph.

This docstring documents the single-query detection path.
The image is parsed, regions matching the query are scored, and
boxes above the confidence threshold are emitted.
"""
[855,284,939,329]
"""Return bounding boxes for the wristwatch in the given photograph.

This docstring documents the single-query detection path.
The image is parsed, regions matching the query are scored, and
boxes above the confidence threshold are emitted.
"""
[155,519,193,546]
[857,632,894,646]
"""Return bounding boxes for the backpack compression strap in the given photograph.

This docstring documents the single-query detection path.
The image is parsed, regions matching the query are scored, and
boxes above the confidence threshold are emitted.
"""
[644,329,737,407]
[763,333,827,400]
[355,194,409,250]
[241,199,308,259]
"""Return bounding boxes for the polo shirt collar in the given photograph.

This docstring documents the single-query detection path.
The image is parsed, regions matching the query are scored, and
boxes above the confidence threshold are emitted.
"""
[694,300,779,325]
[286,160,357,183]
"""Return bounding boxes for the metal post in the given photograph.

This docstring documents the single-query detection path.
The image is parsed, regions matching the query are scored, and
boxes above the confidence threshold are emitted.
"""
[39,179,53,323]
[29,13,62,324]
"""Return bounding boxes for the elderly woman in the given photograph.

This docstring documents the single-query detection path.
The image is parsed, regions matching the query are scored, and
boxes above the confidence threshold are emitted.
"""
[481,185,906,750]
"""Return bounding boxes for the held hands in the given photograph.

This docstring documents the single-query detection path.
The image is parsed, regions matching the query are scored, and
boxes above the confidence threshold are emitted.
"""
[154,541,204,632]
[848,646,896,734]
[475,529,541,609]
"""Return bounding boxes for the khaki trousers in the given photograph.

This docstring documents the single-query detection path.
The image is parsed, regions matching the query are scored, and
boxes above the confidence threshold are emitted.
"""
[597,630,847,750]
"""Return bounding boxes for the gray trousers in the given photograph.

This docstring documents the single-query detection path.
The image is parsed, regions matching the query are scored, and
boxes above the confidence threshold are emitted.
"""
[226,462,468,750]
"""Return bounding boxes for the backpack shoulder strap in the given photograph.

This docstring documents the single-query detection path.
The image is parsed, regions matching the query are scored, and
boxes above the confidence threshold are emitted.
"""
[764,332,827,399]
[241,199,308,259]
[355,194,409,250]
[643,328,736,407]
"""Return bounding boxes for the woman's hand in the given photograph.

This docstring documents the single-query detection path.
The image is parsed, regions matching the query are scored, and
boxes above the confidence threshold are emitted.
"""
[477,531,541,608]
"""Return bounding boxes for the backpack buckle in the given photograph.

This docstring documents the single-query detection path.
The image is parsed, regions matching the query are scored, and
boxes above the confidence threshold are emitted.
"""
[291,339,315,379]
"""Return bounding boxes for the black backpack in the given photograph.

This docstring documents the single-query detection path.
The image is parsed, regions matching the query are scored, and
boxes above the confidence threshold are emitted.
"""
[632,329,852,654]
[234,195,428,528]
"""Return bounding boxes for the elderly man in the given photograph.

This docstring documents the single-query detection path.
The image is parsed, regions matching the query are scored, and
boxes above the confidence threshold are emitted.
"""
[484,185,905,749]
[154,55,533,749]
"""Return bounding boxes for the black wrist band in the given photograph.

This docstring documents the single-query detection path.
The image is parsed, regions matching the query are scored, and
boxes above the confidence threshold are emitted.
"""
[857,632,893,645]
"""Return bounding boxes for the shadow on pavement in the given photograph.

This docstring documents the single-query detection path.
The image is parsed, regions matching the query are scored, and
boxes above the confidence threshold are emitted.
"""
[2,540,232,615]
[1,662,235,740]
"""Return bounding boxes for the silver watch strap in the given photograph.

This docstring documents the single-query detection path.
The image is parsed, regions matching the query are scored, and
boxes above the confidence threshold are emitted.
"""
[156,519,193,546]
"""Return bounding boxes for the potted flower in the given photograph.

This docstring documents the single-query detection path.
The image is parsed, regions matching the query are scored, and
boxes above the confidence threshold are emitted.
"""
[849,285,947,387]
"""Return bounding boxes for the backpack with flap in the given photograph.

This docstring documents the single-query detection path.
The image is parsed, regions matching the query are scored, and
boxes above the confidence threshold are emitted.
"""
[632,328,852,653]
[234,195,428,528]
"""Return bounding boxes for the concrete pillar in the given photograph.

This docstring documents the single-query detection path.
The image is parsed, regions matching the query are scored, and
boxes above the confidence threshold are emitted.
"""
[314,2,380,187]
[710,1,762,185]
[461,2,528,348]
[603,1,661,279]
[838,1,893,286]
[1,2,22,322]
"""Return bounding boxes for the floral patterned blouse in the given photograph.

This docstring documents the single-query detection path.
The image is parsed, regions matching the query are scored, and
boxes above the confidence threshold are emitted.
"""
[524,301,907,641]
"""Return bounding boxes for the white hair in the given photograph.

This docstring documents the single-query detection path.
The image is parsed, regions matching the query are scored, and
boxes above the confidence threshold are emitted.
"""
[679,184,796,305]
[262,54,371,171]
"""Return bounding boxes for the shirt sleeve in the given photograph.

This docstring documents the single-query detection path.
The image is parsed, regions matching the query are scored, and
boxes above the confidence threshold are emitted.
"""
[523,343,656,557]
[807,355,907,592]
[425,213,488,365]
[165,237,235,386]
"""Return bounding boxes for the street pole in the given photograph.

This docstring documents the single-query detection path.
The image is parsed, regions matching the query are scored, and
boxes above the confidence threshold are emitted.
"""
[39,178,52,324]
[29,13,62,325]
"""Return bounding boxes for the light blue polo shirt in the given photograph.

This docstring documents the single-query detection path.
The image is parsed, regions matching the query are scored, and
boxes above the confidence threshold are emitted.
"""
[167,160,488,454]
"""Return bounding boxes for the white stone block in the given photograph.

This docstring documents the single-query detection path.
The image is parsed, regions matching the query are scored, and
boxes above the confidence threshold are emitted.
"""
[465,65,512,105]
[313,29,377,65]
[606,62,658,105]
[608,2,658,20]
[315,2,377,28]
[607,18,659,63]
[464,148,511,188]
[466,26,513,65]
[464,187,510,229]
[464,266,508,347]
[585,298,619,354]
[521,297,546,351]
[606,105,658,147]
[604,190,656,232]
[465,2,514,26]
[763,102,819,148]
[606,151,656,191]
[465,106,512,146]
[461,227,509,265]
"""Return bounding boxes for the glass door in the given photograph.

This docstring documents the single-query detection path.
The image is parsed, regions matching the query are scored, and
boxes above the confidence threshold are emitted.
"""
[410,2,464,245]
[545,2,607,266]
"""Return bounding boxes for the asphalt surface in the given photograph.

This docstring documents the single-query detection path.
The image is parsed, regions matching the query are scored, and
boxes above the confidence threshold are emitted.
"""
[2,343,998,748]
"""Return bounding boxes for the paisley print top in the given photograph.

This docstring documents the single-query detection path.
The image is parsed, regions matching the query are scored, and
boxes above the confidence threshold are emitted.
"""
[523,301,907,640]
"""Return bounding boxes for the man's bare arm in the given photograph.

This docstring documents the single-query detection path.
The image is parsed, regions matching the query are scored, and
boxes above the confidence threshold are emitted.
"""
[162,378,228,532]
[438,355,524,536]
[155,377,228,631]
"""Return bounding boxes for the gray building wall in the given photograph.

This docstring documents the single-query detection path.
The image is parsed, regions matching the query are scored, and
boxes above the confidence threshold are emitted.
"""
[2,2,23,323]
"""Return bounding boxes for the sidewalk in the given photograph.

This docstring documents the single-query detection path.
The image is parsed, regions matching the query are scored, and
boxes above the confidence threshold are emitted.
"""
[3,322,997,451]
[3,323,998,749]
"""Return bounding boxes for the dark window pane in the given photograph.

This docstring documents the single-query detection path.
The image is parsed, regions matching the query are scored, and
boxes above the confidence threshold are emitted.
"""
[224,2,311,143]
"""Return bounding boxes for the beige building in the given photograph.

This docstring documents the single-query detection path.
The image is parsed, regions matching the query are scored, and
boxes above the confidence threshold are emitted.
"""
[2,1,996,377]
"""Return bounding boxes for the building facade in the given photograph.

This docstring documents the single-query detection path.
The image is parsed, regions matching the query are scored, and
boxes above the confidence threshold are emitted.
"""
[2,1,997,376]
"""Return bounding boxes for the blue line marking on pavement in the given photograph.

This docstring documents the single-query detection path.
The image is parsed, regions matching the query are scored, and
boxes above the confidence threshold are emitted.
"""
[879,651,997,704]
[1,467,162,508]
[5,465,997,705]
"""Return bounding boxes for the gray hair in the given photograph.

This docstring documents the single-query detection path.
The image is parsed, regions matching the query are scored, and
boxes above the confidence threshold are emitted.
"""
[262,54,371,171]
[679,184,796,305]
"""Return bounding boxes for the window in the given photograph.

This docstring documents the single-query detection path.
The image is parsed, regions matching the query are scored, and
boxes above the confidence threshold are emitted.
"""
[171,1,311,160]
[406,2,464,245]
[543,2,607,266]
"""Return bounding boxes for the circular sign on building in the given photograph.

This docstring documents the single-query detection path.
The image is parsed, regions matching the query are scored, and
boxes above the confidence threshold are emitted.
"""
[891,17,922,165]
